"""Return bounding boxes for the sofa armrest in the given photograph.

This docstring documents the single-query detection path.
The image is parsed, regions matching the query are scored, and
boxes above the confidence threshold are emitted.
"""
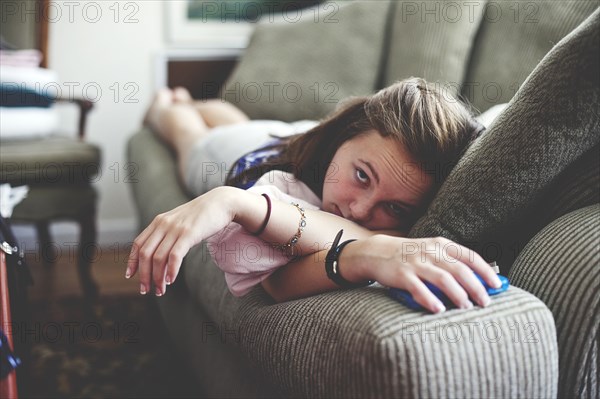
[232,283,556,398]
[182,239,558,398]
[509,204,599,399]
[127,128,191,229]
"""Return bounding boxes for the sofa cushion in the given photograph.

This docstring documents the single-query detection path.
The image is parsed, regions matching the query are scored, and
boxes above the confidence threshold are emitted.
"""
[462,0,597,112]
[532,144,599,226]
[11,186,96,221]
[408,9,600,272]
[221,1,392,122]
[0,135,101,186]
[382,1,485,95]
[509,204,599,399]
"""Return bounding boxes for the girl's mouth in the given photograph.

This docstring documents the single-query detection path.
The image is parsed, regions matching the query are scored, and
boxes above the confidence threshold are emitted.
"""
[332,204,343,218]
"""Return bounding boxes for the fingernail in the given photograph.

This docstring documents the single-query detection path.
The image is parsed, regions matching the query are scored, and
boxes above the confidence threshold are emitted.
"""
[165,276,171,285]
[140,284,146,295]
[494,277,502,288]
[125,269,131,279]
[479,296,491,307]
[155,289,163,297]
[434,303,446,313]
[462,300,473,309]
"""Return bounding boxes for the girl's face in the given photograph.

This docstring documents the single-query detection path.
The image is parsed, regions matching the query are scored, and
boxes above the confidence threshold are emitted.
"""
[321,130,434,231]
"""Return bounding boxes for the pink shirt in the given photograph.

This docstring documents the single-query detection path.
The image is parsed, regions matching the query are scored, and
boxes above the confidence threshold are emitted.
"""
[206,171,321,296]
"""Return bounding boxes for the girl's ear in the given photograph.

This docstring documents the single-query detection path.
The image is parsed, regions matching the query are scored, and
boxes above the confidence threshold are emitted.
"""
[468,118,487,143]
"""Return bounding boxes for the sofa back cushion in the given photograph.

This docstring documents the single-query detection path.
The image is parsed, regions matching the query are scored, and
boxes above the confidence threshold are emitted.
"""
[221,1,392,122]
[408,9,600,272]
[382,1,484,95]
[462,0,598,113]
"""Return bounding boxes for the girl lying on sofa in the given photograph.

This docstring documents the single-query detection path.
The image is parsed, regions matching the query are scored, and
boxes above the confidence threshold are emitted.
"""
[126,78,503,314]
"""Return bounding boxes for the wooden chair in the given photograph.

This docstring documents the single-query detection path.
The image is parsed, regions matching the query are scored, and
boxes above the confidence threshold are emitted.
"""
[0,99,100,301]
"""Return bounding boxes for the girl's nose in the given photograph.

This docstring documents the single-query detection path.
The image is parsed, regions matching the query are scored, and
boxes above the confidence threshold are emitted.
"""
[349,199,372,223]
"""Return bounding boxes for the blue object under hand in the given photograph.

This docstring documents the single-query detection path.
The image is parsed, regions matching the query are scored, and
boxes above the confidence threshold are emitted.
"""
[389,273,510,311]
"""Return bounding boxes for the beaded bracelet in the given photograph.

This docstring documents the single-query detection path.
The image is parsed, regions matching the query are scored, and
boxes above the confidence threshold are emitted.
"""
[251,193,272,236]
[272,202,306,257]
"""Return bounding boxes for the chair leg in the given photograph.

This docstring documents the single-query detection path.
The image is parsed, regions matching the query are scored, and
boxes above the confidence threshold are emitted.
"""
[35,221,55,267]
[78,211,99,302]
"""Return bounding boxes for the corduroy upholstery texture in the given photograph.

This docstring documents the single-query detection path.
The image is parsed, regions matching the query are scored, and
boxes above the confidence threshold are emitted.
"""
[127,2,599,398]
[409,8,600,271]
[186,249,558,398]
[509,204,599,399]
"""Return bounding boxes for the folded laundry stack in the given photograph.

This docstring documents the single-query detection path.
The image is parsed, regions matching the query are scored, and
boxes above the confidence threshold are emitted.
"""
[0,49,59,140]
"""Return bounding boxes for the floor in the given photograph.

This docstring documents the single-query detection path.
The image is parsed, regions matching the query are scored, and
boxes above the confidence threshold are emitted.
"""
[27,246,138,301]
[17,243,203,398]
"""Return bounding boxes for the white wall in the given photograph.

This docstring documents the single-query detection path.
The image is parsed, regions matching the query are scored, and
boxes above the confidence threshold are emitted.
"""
[46,1,166,246]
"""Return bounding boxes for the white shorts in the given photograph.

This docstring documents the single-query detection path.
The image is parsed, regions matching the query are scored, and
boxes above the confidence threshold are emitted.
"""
[184,119,318,196]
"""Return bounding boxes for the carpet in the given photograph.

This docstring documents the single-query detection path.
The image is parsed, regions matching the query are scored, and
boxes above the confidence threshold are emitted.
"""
[15,295,202,398]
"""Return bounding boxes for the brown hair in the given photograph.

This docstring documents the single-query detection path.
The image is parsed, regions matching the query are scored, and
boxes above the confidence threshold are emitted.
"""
[227,77,484,197]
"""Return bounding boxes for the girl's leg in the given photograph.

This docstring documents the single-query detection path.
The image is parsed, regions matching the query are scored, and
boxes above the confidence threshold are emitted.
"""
[172,87,250,127]
[143,89,210,180]
[193,99,250,127]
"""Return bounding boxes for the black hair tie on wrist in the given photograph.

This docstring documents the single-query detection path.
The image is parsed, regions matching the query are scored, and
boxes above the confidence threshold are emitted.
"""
[252,193,271,236]
[325,229,375,289]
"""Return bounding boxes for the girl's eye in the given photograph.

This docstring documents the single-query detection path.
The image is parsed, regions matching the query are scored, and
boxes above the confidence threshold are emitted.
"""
[387,203,405,217]
[356,168,369,184]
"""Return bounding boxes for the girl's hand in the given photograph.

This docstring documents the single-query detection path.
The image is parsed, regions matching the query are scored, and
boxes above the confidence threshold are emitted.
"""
[342,235,503,313]
[126,186,238,296]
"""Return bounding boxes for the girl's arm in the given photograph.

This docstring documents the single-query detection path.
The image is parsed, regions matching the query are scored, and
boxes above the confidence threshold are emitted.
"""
[127,186,377,295]
[261,235,503,313]
[127,185,502,311]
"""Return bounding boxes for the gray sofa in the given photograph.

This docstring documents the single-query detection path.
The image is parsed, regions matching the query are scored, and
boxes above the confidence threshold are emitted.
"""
[128,2,599,398]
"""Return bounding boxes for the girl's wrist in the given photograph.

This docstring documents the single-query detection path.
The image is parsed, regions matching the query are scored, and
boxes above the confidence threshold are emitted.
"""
[337,234,400,284]
[336,239,371,283]
[229,187,265,233]
[210,186,246,225]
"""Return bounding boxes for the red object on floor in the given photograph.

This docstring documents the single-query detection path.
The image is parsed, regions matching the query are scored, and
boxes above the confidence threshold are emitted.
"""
[0,251,18,399]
